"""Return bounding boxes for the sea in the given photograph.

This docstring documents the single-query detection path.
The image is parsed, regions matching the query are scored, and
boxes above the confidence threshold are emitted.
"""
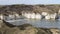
[5,17,60,28]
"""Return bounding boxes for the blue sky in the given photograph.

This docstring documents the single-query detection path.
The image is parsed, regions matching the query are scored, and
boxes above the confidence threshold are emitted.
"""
[0,0,60,5]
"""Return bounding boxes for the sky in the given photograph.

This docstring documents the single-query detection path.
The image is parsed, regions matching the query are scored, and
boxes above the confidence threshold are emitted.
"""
[0,0,60,5]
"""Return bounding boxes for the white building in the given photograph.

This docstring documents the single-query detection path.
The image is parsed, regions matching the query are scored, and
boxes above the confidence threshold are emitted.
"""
[42,12,48,16]
[30,13,35,19]
[15,13,20,18]
[50,13,57,19]
[35,13,42,19]
[26,13,31,18]
[22,12,43,19]
[0,14,4,20]
[58,9,60,14]
[45,13,57,20]
[22,12,32,18]
[45,14,51,20]
[8,14,15,18]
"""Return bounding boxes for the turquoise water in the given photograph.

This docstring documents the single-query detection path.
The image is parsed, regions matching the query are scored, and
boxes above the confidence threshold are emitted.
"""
[27,19,60,28]
[4,15,60,28]
[8,19,60,28]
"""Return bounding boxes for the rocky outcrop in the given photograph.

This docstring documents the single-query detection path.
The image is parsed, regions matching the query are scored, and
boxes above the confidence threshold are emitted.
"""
[0,21,60,34]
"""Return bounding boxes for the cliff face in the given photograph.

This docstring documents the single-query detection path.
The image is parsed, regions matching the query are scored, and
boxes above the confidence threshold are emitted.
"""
[0,4,60,15]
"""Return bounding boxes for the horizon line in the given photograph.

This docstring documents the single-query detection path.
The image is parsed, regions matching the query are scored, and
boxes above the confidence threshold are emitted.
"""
[0,4,60,5]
